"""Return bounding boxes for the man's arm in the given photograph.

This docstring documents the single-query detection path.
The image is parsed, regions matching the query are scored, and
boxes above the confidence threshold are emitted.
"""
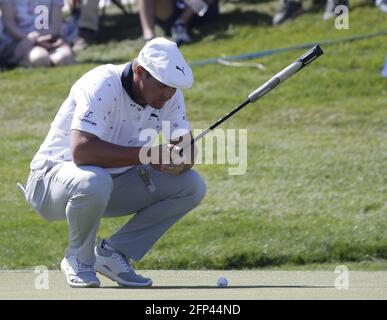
[71,129,197,174]
[1,4,37,41]
[71,130,144,167]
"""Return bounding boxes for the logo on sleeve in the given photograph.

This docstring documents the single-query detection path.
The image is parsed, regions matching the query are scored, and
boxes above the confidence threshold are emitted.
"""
[84,111,94,118]
[78,111,97,126]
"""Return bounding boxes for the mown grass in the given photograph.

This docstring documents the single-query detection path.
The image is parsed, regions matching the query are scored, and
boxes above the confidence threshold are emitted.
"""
[0,0,386,270]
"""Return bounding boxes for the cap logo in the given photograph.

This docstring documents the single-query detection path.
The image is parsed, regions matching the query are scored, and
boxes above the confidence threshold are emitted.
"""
[176,65,185,76]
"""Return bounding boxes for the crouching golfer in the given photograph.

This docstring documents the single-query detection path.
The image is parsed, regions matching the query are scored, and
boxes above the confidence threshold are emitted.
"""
[24,37,206,288]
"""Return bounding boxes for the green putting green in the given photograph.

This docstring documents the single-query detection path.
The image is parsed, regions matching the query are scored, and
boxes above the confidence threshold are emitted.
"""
[0,270,386,300]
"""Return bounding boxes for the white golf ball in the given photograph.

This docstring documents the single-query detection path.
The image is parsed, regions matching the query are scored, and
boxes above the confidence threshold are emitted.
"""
[217,276,228,287]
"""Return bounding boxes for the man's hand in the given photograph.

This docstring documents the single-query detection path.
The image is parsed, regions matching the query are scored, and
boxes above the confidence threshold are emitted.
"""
[150,144,192,175]
[36,34,64,50]
[27,31,40,43]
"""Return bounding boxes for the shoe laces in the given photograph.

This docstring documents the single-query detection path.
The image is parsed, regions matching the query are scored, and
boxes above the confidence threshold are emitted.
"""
[98,239,135,274]
[67,255,94,273]
[113,252,134,273]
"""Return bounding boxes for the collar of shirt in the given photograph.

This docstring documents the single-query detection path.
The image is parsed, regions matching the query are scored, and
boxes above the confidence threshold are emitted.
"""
[121,62,141,106]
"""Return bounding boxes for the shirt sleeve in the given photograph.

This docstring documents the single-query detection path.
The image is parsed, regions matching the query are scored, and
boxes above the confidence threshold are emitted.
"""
[161,89,191,142]
[71,74,118,140]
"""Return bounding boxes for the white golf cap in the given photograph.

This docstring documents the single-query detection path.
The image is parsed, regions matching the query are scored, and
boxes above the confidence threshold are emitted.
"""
[137,37,193,89]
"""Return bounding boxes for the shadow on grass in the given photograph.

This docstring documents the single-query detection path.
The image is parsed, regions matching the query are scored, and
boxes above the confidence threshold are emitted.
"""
[89,0,377,45]
[76,8,273,65]
[192,9,272,43]
[96,8,272,44]
[97,11,142,43]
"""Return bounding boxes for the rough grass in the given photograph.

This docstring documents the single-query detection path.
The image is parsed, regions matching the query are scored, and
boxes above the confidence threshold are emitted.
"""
[0,0,386,270]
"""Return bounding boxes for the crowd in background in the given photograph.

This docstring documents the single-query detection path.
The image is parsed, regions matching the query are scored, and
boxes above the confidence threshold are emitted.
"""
[0,0,386,73]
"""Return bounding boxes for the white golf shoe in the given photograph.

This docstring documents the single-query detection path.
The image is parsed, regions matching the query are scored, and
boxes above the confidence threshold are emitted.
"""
[94,240,152,287]
[60,255,100,288]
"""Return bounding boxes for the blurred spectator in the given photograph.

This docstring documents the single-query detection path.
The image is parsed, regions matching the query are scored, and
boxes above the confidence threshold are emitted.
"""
[0,0,75,68]
[272,0,349,25]
[377,0,387,77]
[375,0,387,12]
[139,0,173,42]
[0,11,6,69]
[69,0,100,52]
[139,0,219,46]
[382,56,387,78]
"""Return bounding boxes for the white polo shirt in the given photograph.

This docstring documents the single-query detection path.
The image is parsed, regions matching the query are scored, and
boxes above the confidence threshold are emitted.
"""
[30,63,191,174]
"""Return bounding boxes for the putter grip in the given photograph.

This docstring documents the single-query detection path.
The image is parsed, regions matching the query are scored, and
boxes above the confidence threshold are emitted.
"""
[298,45,324,66]
[248,45,324,102]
